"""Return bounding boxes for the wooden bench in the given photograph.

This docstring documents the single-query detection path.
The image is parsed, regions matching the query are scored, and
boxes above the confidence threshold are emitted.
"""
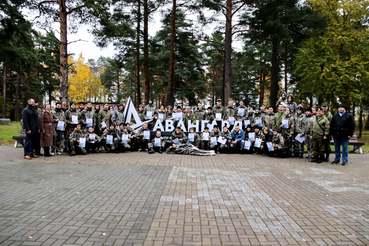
[12,129,26,148]
[330,133,365,154]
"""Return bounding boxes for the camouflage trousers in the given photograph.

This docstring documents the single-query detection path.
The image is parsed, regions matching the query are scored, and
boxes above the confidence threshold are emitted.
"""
[69,140,86,154]
[148,140,166,149]
[313,137,325,157]
[305,135,314,158]
[52,130,64,153]
[103,138,119,151]
[294,133,304,155]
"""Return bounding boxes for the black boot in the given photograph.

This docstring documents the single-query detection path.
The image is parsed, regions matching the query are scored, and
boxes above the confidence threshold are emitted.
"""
[324,153,329,162]
[44,147,52,157]
[316,154,323,163]
[149,148,155,154]
[309,156,318,162]
[159,148,163,154]
[299,153,303,158]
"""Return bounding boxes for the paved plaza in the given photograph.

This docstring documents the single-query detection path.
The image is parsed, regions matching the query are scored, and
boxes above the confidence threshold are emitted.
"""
[0,145,368,246]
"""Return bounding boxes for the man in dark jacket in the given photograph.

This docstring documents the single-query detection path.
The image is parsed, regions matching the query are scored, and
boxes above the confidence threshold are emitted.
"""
[22,99,40,159]
[330,104,355,166]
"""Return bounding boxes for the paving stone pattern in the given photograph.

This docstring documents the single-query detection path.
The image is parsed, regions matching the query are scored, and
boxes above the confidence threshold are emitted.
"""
[0,146,369,245]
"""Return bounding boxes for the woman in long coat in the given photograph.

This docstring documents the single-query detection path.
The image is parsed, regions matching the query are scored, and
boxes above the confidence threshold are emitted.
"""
[41,104,55,157]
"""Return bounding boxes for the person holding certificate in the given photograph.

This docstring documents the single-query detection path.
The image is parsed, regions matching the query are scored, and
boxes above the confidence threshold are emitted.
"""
[102,124,120,153]
[243,125,254,154]
[230,125,244,152]
[204,107,215,122]
[184,106,197,130]
[188,128,200,148]
[144,98,156,129]
[171,126,187,145]
[210,126,222,153]
[52,102,66,155]
[200,127,211,150]
[252,126,263,155]
[219,126,232,153]
[293,105,305,158]
[137,123,151,151]
[235,99,248,123]
[269,128,286,157]
[65,102,81,154]
[97,103,111,134]
[213,99,226,129]
[85,126,101,153]
[263,106,275,130]
[225,98,236,131]
[69,123,88,156]
[280,107,294,157]
[148,130,166,154]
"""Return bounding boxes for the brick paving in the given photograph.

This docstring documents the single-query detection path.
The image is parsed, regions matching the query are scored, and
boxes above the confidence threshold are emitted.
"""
[0,145,368,245]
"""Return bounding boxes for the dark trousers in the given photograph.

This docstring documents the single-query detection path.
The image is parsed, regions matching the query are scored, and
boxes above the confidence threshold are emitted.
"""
[34,132,41,155]
[24,134,37,156]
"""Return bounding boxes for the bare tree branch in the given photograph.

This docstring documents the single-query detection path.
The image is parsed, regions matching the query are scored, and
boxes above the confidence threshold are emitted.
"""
[196,38,224,46]
[232,2,246,16]
[231,29,251,36]
[67,39,88,44]
[67,5,87,15]
[39,27,61,43]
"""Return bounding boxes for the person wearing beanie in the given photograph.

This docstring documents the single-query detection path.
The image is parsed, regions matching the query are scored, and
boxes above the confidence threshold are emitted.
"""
[330,103,355,166]
[144,98,156,130]
[303,107,315,161]
[253,107,264,130]
[309,107,330,163]
[102,124,120,153]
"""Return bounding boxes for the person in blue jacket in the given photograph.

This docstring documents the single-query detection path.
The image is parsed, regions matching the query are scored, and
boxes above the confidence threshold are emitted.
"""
[231,125,244,152]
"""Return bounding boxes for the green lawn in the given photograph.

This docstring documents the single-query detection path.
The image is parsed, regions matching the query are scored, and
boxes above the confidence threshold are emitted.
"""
[0,122,22,145]
[357,130,369,152]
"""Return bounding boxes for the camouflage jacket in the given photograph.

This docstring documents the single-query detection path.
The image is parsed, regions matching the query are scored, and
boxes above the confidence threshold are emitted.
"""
[263,113,275,130]
[137,110,145,122]
[294,113,305,135]
[155,110,166,122]
[253,112,264,128]
[324,111,333,122]
[255,131,265,141]
[137,127,150,138]
[166,143,194,154]
[235,106,248,120]
[204,113,215,122]
[112,110,124,126]
[273,111,286,132]
[303,114,315,136]
[188,132,200,143]
[103,128,120,140]
[212,105,227,120]
[221,130,232,140]
[98,108,111,128]
[225,105,236,120]
[52,108,66,131]
[69,129,88,142]
[194,108,206,121]
[86,132,101,143]
[81,107,96,128]
[144,104,156,120]
[310,115,330,138]
[272,133,285,150]
[287,101,297,116]
[65,108,81,127]
[172,131,187,142]
[281,114,294,137]
[210,130,221,138]
[184,113,197,124]
[245,113,255,127]
[165,111,173,120]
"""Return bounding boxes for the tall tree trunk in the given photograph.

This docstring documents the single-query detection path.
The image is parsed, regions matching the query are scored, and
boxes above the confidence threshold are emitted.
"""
[2,64,6,118]
[284,45,287,92]
[269,40,279,109]
[14,73,20,121]
[143,0,150,103]
[135,0,141,106]
[59,0,68,100]
[259,73,265,105]
[223,0,232,105]
[167,0,176,107]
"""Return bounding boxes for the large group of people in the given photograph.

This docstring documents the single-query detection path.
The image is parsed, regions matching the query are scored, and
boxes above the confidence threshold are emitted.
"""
[21,92,355,165]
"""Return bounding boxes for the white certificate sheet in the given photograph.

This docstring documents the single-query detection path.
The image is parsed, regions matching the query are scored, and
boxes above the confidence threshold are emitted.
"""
[122,134,128,143]
[173,138,180,144]
[256,119,263,127]
[238,108,244,117]
[101,121,107,128]
[159,113,164,122]
[211,137,217,146]
[79,137,86,147]
[216,113,222,121]
[248,132,255,141]
[202,132,209,141]
[229,117,235,125]
[57,121,64,130]
[89,134,95,143]
[106,135,113,144]
[218,136,227,145]
[295,134,305,143]
[244,120,251,126]
[72,115,78,124]
[283,119,289,129]
[267,142,274,151]
[206,124,213,132]
[188,133,194,142]
[143,131,150,140]
[254,138,262,148]
[155,138,161,147]
[146,111,153,119]
[86,118,93,127]
[244,140,251,150]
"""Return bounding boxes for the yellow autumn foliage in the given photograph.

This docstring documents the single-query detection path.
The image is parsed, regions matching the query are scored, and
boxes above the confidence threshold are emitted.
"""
[68,53,108,102]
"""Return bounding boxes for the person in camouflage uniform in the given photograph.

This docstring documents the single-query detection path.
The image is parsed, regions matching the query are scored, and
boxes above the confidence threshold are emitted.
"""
[225,98,236,130]
[85,126,101,153]
[280,107,294,157]
[273,103,286,132]
[220,126,232,153]
[187,128,200,148]
[148,130,166,154]
[263,106,275,130]
[166,143,216,156]
[200,127,211,150]
[310,107,330,163]
[69,123,88,156]
[65,102,81,154]
[286,95,297,116]
[294,105,305,158]
[112,104,124,126]
[155,105,166,126]
[81,102,96,134]
[235,99,248,124]
[122,123,137,151]
[245,106,256,131]
[269,128,285,157]
[252,126,264,154]
[195,102,206,126]
[260,127,272,155]
[184,106,197,130]
[137,122,151,151]
[209,125,222,153]
[52,102,66,155]
[204,107,215,123]
[144,99,156,129]
[322,103,333,162]
[243,125,255,154]
[102,124,120,153]
[260,104,267,117]
[213,99,227,129]
[171,126,187,144]
[253,107,264,129]
[98,103,111,134]
[303,107,315,161]
[137,104,146,123]
[116,123,131,152]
